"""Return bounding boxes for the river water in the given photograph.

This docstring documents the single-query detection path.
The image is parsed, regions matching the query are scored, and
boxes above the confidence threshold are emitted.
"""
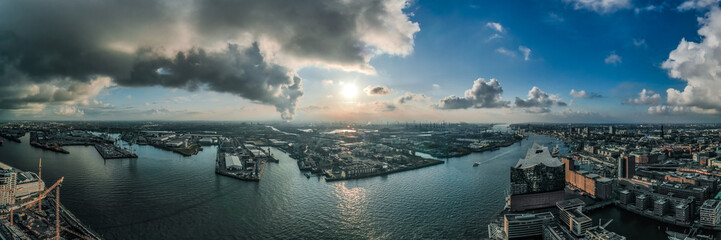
[0,133,681,239]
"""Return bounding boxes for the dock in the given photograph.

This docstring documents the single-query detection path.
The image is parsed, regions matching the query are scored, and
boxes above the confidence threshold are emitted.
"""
[94,143,138,159]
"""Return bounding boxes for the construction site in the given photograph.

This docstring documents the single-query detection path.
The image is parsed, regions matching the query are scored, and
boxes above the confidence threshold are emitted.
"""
[0,159,101,240]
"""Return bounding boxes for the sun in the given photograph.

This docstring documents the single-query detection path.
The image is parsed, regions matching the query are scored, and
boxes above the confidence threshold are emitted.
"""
[341,84,358,99]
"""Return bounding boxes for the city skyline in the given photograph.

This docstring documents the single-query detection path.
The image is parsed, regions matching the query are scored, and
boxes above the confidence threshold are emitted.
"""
[1,0,721,123]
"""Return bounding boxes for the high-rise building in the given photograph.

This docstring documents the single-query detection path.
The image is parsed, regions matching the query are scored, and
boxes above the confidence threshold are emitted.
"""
[700,199,721,226]
[654,199,667,216]
[674,198,694,223]
[509,143,565,211]
[609,126,615,135]
[617,156,635,179]
[619,189,634,205]
[636,194,650,210]
[0,170,17,206]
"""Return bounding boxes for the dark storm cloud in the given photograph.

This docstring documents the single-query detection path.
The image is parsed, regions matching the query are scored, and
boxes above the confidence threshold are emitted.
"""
[0,0,419,119]
[127,43,303,119]
[363,86,391,96]
[435,78,508,110]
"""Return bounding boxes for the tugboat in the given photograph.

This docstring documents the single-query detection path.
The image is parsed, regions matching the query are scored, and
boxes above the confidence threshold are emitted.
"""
[473,162,480,167]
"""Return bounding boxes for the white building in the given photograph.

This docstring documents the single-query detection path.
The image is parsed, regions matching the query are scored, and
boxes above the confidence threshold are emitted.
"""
[225,155,243,171]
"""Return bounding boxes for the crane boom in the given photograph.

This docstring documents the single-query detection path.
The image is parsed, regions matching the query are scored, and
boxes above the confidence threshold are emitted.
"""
[20,177,63,209]
[601,219,613,228]
[37,158,42,212]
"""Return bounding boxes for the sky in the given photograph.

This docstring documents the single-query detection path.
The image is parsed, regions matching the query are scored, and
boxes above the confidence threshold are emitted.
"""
[1,0,721,123]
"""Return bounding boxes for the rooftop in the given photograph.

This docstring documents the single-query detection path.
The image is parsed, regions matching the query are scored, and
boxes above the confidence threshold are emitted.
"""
[504,212,554,222]
[702,199,720,210]
[514,143,563,169]
[556,198,585,210]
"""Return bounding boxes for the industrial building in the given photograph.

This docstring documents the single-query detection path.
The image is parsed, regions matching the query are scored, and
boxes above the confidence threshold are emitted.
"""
[509,143,565,211]
[225,155,243,171]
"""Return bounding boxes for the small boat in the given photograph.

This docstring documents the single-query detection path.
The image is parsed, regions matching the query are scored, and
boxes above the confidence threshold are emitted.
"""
[473,162,480,167]
[305,173,311,178]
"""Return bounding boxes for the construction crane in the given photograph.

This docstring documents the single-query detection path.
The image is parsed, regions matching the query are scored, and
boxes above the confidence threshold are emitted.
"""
[37,158,42,213]
[0,187,23,225]
[18,177,63,239]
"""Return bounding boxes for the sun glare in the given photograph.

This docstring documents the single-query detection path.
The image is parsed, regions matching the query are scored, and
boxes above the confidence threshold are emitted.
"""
[341,84,358,99]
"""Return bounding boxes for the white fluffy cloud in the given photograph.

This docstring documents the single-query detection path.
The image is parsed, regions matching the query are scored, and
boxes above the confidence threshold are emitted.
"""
[648,105,718,114]
[661,7,721,113]
[677,0,720,11]
[514,86,567,113]
[604,52,622,65]
[624,89,661,105]
[519,46,531,61]
[565,0,632,14]
[570,89,602,99]
[55,106,84,116]
[486,22,504,33]
[496,48,517,57]
[435,78,509,109]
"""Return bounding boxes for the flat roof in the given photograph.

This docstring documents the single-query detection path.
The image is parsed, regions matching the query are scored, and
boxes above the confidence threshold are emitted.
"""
[556,198,585,210]
[0,162,14,171]
[504,212,554,222]
[702,199,720,209]
[597,177,613,183]
[568,209,592,222]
